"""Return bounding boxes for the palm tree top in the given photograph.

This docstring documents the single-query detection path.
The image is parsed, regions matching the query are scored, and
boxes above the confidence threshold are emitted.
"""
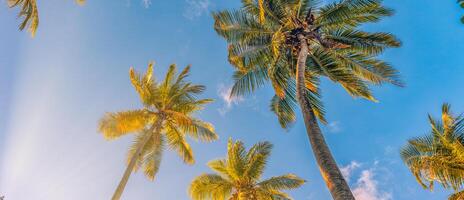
[401,103,464,196]
[189,138,305,200]
[213,0,402,128]
[99,62,218,179]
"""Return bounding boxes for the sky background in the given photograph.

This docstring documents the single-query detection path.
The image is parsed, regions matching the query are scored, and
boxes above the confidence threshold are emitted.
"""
[1,0,464,199]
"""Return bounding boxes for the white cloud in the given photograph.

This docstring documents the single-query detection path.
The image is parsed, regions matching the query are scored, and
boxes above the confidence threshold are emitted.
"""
[341,161,393,200]
[142,0,152,8]
[123,0,152,8]
[353,169,392,200]
[183,0,210,20]
[217,84,244,115]
[327,121,342,133]
[341,161,362,181]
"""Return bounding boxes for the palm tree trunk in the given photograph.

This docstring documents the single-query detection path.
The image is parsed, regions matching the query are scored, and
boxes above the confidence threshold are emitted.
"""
[295,34,355,200]
[111,119,164,200]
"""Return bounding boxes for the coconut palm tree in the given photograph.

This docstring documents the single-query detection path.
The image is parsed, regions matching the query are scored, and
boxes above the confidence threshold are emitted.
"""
[98,62,218,200]
[401,103,464,200]
[6,0,85,37]
[189,138,305,200]
[212,0,401,199]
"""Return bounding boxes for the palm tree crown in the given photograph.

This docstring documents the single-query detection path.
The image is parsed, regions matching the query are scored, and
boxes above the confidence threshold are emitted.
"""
[213,0,402,127]
[7,0,85,37]
[213,0,401,199]
[189,138,305,200]
[99,62,218,199]
[401,103,464,200]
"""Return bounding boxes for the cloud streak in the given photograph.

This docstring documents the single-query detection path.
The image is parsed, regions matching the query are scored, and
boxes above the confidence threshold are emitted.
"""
[327,121,342,133]
[353,169,392,200]
[341,161,361,181]
[217,84,244,115]
[341,161,392,200]
[142,0,152,8]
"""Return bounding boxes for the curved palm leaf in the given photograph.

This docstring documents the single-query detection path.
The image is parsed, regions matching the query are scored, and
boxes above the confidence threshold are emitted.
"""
[189,138,304,200]
[401,103,464,199]
[7,0,85,37]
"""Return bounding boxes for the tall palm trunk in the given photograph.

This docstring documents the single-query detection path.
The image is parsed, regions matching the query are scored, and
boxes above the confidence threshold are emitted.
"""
[295,34,355,200]
[111,118,164,200]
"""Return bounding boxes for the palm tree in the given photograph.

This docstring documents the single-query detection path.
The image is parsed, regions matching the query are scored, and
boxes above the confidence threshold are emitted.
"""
[6,0,85,37]
[98,62,218,200]
[212,0,401,199]
[401,103,464,200]
[189,138,305,200]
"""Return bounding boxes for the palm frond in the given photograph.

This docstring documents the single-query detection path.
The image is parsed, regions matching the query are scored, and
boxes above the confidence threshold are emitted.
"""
[258,174,306,191]
[142,132,164,180]
[8,0,39,37]
[401,104,464,194]
[244,141,273,181]
[165,125,195,164]
[317,0,393,29]
[98,110,151,140]
[191,139,303,199]
[129,63,156,106]
[189,174,233,200]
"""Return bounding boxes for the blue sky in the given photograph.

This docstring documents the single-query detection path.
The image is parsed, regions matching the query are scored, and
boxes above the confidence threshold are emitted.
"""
[1,0,464,199]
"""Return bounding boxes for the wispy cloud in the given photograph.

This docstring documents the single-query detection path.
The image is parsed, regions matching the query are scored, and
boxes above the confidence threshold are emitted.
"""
[183,0,211,20]
[124,0,152,8]
[341,161,362,181]
[142,0,152,8]
[217,84,243,116]
[341,161,392,200]
[353,169,392,200]
[327,121,342,133]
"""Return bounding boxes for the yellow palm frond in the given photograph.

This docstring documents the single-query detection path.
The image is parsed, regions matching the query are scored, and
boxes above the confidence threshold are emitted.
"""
[8,0,39,37]
[189,174,233,200]
[190,139,304,199]
[100,62,217,193]
[98,110,151,140]
[165,125,195,164]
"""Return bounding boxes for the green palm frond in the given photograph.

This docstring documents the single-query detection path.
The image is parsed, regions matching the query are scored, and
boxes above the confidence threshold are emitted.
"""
[401,104,464,198]
[227,138,248,180]
[258,174,306,191]
[244,141,273,181]
[190,138,304,200]
[317,0,393,30]
[326,29,401,56]
[230,64,269,98]
[214,0,400,128]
